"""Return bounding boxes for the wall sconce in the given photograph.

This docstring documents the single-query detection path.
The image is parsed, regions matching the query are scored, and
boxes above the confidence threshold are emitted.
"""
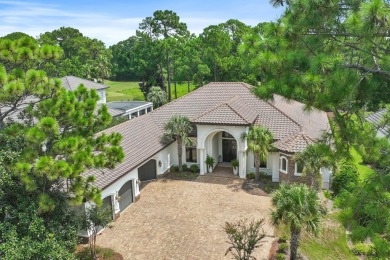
[158,160,162,167]
[136,179,141,186]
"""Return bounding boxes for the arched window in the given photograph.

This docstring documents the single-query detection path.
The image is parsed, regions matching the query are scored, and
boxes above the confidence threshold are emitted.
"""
[294,161,304,176]
[279,156,288,174]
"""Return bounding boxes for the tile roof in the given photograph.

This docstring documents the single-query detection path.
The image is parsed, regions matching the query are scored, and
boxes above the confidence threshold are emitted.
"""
[61,76,109,91]
[84,82,330,189]
[366,109,389,136]
[273,131,314,153]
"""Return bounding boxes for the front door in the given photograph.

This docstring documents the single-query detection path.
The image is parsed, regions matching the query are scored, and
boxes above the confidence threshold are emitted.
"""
[222,139,237,162]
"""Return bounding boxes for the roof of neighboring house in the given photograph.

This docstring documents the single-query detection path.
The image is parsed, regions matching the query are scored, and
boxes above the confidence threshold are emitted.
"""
[273,131,314,153]
[84,82,331,189]
[105,101,152,112]
[366,109,389,136]
[61,76,109,91]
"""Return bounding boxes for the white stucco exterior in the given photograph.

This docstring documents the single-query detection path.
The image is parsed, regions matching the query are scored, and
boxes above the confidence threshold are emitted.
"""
[97,89,106,104]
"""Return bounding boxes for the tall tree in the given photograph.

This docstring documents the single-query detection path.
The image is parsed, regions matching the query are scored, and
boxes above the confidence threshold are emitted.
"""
[241,126,273,181]
[271,183,325,260]
[162,115,193,173]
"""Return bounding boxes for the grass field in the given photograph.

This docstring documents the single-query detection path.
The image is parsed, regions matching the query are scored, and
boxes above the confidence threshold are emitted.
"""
[104,80,196,102]
[275,213,357,260]
[350,148,375,181]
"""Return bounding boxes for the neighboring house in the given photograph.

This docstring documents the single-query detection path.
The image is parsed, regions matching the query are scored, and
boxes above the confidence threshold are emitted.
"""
[83,82,332,218]
[61,76,108,104]
[366,109,389,139]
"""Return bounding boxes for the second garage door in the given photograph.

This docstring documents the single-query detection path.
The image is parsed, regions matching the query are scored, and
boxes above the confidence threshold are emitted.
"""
[138,159,157,181]
[118,180,133,212]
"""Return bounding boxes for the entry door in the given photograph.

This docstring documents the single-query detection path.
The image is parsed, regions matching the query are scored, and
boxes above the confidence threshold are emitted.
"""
[222,139,237,162]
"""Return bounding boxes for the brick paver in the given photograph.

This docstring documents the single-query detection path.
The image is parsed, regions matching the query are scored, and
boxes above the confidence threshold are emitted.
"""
[96,179,274,260]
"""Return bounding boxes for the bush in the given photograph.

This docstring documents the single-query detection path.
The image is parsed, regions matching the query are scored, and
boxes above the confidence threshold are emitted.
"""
[278,234,288,243]
[247,172,255,180]
[259,171,268,181]
[332,162,359,196]
[278,242,288,254]
[182,164,188,172]
[352,242,374,256]
[276,253,286,260]
[190,164,199,173]
[323,190,332,199]
[170,165,179,173]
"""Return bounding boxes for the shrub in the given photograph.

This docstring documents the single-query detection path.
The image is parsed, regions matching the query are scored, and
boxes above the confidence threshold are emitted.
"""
[170,165,179,173]
[352,242,374,256]
[332,162,359,196]
[259,171,268,181]
[190,164,199,173]
[278,242,288,254]
[182,164,188,172]
[231,159,239,169]
[323,190,332,199]
[278,234,288,243]
[276,253,286,260]
[247,172,255,180]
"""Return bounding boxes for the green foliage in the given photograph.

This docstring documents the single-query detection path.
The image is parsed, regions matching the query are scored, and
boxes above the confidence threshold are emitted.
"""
[182,164,188,172]
[246,172,255,180]
[276,253,286,260]
[205,155,215,172]
[231,159,239,169]
[332,162,359,196]
[147,86,167,108]
[294,143,334,190]
[224,219,266,260]
[170,165,179,173]
[162,115,193,173]
[277,242,288,254]
[190,164,199,173]
[241,126,273,181]
[271,183,326,260]
[352,242,374,256]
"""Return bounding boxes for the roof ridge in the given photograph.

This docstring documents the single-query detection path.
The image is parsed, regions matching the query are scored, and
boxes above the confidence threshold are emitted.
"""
[225,102,251,124]
[192,101,229,122]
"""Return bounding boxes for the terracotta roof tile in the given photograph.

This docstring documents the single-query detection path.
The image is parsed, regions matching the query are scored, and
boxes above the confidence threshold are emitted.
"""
[273,132,314,153]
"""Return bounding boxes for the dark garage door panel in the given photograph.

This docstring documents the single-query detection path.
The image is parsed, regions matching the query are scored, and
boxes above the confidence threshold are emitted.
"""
[118,180,133,212]
[138,159,157,181]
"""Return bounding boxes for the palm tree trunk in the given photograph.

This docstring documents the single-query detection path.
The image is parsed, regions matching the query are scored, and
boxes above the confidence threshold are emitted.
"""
[290,229,301,260]
[254,153,260,181]
[177,137,183,173]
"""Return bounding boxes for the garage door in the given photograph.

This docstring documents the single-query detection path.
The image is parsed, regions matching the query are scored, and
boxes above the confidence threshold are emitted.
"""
[138,159,157,181]
[102,196,113,220]
[118,180,133,212]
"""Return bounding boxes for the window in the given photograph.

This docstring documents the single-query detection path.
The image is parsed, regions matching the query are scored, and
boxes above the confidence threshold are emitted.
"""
[295,161,304,176]
[147,107,152,113]
[279,156,288,173]
[131,112,138,119]
[139,109,146,116]
[186,147,197,163]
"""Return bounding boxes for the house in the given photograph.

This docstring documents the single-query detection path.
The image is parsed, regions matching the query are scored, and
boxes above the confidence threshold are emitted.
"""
[366,109,389,139]
[83,82,332,218]
[61,76,153,119]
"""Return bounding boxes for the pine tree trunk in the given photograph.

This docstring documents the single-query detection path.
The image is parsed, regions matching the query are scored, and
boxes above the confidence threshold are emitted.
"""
[254,153,260,181]
[187,80,190,93]
[167,52,171,102]
[177,137,183,173]
[174,81,177,99]
[290,229,301,260]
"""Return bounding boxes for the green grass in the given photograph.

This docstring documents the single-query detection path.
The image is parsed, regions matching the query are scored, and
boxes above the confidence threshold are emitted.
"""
[104,80,196,102]
[275,213,357,260]
[349,148,375,181]
[104,80,145,102]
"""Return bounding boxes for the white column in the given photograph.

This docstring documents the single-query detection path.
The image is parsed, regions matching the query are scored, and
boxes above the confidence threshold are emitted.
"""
[199,148,205,175]
[239,151,247,179]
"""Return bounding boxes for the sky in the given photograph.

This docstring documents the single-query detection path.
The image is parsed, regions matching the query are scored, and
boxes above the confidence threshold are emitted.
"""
[0,0,285,46]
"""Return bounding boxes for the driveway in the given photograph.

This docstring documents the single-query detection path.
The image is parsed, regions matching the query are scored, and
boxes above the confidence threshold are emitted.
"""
[96,178,274,259]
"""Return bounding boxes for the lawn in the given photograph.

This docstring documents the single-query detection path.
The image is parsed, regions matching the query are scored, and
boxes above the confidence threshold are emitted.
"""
[349,148,375,181]
[104,80,196,102]
[275,213,357,260]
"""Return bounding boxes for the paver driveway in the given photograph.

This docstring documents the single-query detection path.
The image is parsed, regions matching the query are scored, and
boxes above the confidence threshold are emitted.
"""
[96,178,274,260]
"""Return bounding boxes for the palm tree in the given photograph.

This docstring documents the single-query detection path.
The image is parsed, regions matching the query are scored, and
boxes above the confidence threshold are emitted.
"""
[162,115,193,173]
[147,86,167,109]
[271,183,325,260]
[294,143,334,190]
[241,126,273,181]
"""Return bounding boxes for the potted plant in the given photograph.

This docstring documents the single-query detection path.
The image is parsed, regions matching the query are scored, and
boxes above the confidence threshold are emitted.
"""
[231,159,239,175]
[205,155,215,173]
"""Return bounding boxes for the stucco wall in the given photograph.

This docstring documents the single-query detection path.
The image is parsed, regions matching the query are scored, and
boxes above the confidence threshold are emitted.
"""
[97,89,106,104]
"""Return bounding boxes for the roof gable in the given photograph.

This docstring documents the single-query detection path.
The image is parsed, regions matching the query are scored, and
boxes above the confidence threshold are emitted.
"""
[273,131,314,153]
[61,76,109,91]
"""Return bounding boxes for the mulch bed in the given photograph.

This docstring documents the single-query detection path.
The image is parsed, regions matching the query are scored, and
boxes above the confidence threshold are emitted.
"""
[242,180,270,196]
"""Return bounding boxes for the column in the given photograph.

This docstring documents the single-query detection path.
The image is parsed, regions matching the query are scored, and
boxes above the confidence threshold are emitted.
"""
[199,148,205,175]
[239,151,247,179]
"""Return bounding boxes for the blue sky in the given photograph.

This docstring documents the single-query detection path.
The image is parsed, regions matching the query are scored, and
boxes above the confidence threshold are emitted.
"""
[0,0,284,46]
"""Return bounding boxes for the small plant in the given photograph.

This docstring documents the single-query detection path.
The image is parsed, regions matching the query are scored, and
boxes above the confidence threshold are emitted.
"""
[278,234,288,243]
[277,242,288,254]
[352,242,375,256]
[231,159,239,169]
[182,164,188,172]
[246,172,255,180]
[323,190,332,199]
[224,219,266,260]
[276,253,286,260]
[259,171,268,181]
[205,155,215,173]
[190,164,199,173]
[170,165,179,173]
